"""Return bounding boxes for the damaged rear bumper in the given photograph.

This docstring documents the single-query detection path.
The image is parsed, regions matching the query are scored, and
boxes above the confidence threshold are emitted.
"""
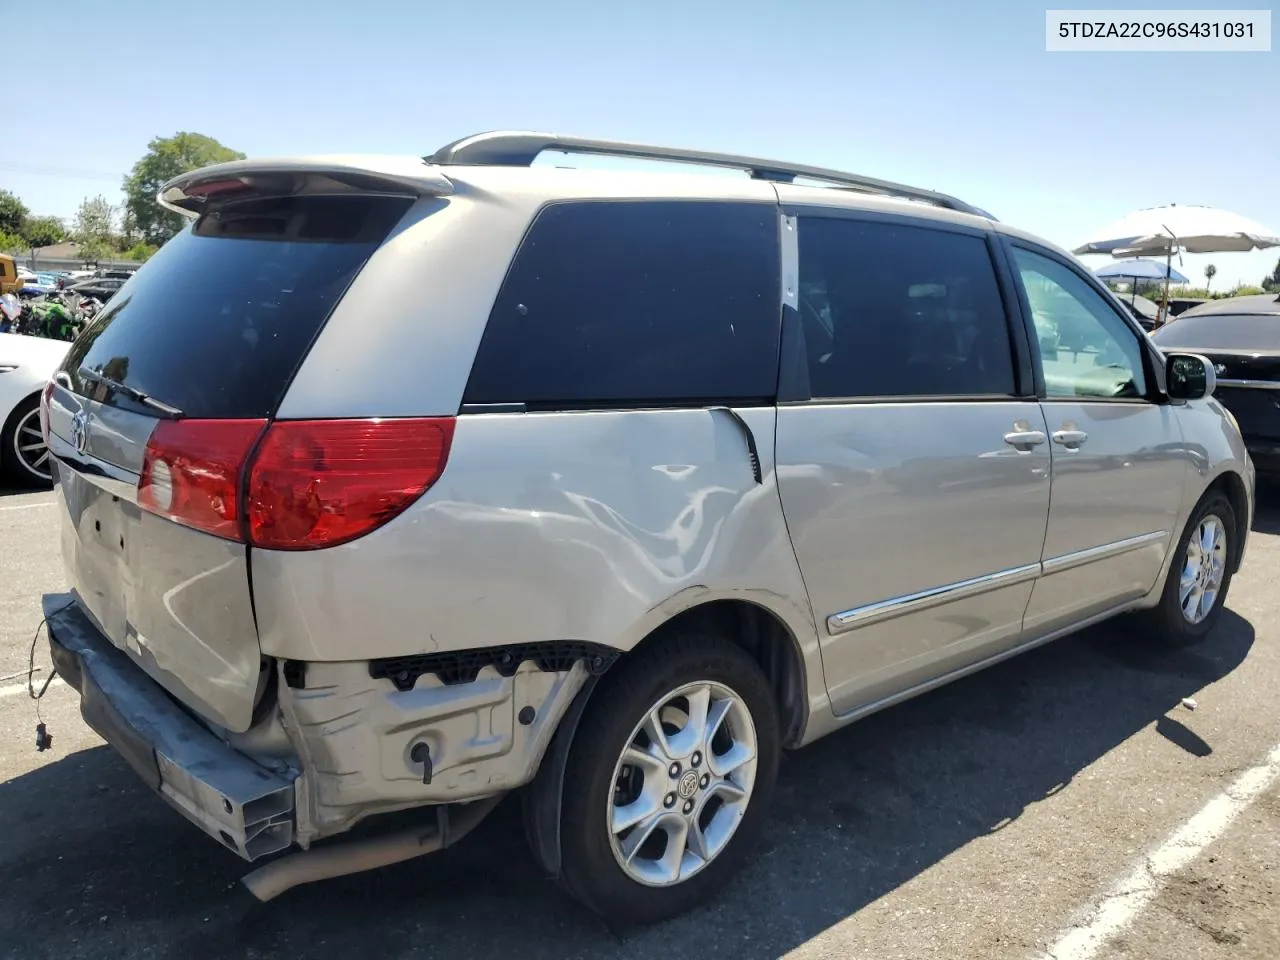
[43,594,296,861]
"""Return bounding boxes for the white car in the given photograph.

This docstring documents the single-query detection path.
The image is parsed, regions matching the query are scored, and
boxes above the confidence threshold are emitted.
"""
[1,333,70,486]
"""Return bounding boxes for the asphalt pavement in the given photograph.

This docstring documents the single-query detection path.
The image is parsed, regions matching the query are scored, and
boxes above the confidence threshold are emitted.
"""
[1,482,1278,960]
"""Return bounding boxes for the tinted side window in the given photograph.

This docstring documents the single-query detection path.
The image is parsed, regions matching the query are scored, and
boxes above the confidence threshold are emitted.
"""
[1011,247,1147,400]
[796,217,1015,399]
[463,200,781,408]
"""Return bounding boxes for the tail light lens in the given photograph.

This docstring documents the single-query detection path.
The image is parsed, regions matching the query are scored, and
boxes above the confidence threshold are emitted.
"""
[138,420,268,539]
[246,418,455,550]
[136,416,454,548]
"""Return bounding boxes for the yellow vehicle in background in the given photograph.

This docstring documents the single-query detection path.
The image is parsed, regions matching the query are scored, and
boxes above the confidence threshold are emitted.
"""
[0,254,22,294]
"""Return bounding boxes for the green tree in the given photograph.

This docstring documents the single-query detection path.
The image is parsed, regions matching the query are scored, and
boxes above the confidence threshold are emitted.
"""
[1203,264,1216,293]
[74,195,116,265]
[0,190,28,235]
[124,241,158,262]
[123,132,244,244]
[1264,257,1280,292]
[21,215,65,250]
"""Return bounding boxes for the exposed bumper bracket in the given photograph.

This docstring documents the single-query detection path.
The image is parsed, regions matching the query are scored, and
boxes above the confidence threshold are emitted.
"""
[43,593,297,862]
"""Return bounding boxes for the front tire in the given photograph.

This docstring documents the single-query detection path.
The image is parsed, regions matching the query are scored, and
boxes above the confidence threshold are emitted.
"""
[557,632,779,925]
[1140,490,1236,645]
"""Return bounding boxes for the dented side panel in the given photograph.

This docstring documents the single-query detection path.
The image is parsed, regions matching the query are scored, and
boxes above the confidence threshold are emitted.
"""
[252,408,826,730]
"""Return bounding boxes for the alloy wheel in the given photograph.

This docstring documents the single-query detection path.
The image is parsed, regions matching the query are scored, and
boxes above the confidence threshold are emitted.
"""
[1179,513,1227,624]
[606,681,757,887]
[11,407,51,483]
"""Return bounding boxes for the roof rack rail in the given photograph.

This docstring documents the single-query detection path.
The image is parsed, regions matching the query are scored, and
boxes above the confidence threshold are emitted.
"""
[427,131,990,218]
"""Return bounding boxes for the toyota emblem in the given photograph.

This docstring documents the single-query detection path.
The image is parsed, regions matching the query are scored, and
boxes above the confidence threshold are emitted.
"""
[70,409,90,456]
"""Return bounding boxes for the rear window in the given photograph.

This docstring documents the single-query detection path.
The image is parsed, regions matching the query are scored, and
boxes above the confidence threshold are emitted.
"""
[1152,313,1280,351]
[463,200,781,409]
[63,194,412,419]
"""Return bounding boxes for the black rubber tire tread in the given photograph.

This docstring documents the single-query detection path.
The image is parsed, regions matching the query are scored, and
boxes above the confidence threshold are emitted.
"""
[556,631,780,925]
[1,395,51,488]
[1137,490,1236,646]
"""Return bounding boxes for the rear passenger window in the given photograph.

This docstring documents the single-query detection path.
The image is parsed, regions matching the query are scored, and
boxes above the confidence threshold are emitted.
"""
[795,217,1016,399]
[463,201,781,409]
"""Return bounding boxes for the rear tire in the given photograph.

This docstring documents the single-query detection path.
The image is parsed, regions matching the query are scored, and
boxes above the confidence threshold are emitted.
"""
[557,632,779,925]
[1,396,52,489]
[1138,490,1236,646]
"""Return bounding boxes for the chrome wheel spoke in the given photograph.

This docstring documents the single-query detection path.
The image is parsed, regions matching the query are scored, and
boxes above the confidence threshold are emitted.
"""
[1179,568,1198,604]
[1182,585,1202,619]
[621,744,667,778]
[667,683,710,758]
[711,739,755,779]
[708,778,748,804]
[1200,586,1218,620]
[685,816,711,861]
[641,708,677,764]
[1199,520,1217,555]
[655,815,692,883]
[620,810,676,863]
[614,793,665,839]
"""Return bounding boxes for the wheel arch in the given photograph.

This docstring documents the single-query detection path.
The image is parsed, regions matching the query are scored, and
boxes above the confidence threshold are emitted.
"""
[1204,468,1250,572]
[629,598,810,749]
[521,595,817,881]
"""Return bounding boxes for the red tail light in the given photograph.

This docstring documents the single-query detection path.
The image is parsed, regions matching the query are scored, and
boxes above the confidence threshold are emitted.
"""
[136,416,454,548]
[246,418,455,550]
[138,420,267,539]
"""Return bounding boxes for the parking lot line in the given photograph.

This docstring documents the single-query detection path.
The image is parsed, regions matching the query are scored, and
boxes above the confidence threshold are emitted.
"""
[1040,740,1280,960]
[0,677,63,699]
[0,501,55,512]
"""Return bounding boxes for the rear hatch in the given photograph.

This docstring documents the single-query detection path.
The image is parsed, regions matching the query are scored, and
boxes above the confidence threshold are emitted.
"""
[44,184,419,732]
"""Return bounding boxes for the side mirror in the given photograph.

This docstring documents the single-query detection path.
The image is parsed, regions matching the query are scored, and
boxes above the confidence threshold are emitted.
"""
[1166,353,1216,401]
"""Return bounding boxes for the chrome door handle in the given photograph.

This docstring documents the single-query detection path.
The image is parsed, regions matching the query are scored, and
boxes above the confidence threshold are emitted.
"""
[1003,429,1046,450]
[1052,429,1088,448]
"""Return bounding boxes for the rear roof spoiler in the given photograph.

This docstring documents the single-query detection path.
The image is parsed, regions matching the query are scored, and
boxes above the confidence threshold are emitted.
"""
[159,156,454,217]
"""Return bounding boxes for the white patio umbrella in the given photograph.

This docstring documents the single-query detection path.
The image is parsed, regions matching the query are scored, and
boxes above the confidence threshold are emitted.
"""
[1073,205,1280,324]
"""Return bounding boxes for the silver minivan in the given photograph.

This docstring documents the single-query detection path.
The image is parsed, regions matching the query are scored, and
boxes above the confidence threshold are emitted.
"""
[39,132,1254,924]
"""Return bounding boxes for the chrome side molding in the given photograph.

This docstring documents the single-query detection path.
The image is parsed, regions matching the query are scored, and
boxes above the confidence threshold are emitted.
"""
[827,562,1041,634]
[1040,530,1168,575]
[827,530,1169,635]
[1215,378,1280,391]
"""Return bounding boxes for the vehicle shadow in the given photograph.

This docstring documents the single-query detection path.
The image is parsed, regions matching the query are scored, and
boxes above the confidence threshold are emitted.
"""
[1252,481,1280,535]
[0,610,1256,960]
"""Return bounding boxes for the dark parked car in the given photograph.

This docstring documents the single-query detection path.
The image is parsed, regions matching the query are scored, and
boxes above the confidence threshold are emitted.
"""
[67,277,127,301]
[1152,293,1280,478]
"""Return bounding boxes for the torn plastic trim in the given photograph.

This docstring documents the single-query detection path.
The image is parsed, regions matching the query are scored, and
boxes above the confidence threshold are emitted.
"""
[158,156,455,218]
[366,640,619,691]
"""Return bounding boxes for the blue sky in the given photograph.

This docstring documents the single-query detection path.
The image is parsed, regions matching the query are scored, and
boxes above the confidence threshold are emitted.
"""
[4,0,1276,286]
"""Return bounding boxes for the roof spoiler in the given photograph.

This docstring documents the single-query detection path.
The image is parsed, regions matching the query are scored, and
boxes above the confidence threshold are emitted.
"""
[159,157,454,218]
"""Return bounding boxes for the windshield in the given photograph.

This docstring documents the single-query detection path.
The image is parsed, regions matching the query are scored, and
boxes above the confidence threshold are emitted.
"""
[1152,313,1280,352]
[62,194,412,419]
